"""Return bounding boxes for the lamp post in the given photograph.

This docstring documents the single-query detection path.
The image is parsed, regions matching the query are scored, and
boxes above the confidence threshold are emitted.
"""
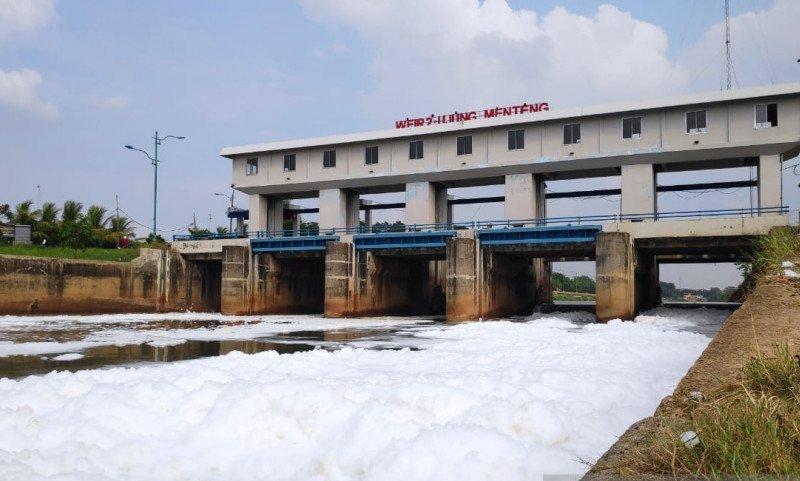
[124,131,185,236]
[214,190,235,232]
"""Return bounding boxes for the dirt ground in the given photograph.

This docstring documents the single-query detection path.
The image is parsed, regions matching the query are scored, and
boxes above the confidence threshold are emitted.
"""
[584,276,800,480]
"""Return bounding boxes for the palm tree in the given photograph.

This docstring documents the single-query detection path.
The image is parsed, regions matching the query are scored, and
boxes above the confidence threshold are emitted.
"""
[216,226,229,235]
[84,205,108,229]
[108,215,134,235]
[62,200,84,223]
[40,202,60,223]
[11,200,40,225]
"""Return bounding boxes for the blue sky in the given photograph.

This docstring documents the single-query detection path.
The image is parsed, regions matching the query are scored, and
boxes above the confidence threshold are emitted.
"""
[2,0,798,288]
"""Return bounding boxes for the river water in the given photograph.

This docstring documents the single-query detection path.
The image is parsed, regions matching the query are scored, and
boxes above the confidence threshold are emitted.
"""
[0,308,729,480]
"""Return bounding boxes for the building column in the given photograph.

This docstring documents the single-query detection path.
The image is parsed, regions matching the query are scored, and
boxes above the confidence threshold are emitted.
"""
[504,173,546,222]
[361,200,373,231]
[757,154,782,212]
[248,194,284,234]
[405,182,448,226]
[620,164,656,217]
[319,189,360,231]
[595,232,635,321]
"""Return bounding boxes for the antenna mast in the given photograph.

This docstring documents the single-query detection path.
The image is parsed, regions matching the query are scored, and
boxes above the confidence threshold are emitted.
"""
[724,0,732,90]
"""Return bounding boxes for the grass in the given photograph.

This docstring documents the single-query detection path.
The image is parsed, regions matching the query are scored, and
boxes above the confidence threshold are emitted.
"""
[629,343,800,477]
[0,245,141,262]
[744,226,800,277]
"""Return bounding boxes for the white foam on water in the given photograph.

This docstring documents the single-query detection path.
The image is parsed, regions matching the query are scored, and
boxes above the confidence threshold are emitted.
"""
[0,309,720,481]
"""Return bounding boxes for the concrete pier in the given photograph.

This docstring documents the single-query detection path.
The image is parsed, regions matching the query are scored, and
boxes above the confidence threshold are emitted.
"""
[324,241,355,317]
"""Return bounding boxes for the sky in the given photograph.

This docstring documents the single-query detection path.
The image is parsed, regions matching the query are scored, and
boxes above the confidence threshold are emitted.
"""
[1,0,799,289]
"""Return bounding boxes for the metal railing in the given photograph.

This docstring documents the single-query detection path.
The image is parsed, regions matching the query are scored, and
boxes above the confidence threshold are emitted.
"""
[172,232,246,241]
[173,206,789,241]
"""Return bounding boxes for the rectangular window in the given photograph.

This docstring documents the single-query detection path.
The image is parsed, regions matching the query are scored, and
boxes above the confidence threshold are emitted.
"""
[456,135,472,156]
[283,154,296,172]
[508,129,525,150]
[409,140,424,160]
[365,145,379,165]
[323,149,336,168]
[563,123,581,145]
[755,103,778,128]
[622,116,642,139]
[245,158,258,176]
[685,110,707,134]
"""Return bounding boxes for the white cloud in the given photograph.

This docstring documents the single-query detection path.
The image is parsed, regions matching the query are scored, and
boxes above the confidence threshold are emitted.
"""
[0,0,56,40]
[94,95,131,111]
[297,0,689,119]
[0,68,58,119]
[298,0,798,121]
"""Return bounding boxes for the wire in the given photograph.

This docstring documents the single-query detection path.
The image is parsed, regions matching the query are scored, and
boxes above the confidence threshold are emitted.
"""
[116,206,195,234]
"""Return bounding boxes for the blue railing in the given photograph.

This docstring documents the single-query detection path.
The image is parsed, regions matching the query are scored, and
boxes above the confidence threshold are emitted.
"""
[174,206,788,241]
[172,232,246,241]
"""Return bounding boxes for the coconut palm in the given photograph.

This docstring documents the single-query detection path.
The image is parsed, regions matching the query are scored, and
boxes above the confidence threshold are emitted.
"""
[10,200,40,225]
[108,215,134,235]
[62,200,83,223]
[40,202,60,223]
[84,205,108,229]
[216,226,229,235]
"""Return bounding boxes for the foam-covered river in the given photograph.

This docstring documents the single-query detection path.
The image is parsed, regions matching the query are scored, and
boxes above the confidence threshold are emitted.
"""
[0,308,728,480]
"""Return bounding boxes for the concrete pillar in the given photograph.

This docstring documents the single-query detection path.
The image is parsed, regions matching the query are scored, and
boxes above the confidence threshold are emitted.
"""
[595,232,635,321]
[248,194,284,234]
[446,237,479,322]
[319,189,360,231]
[248,194,268,233]
[324,241,355,317]
[235,217,244,235]
[221,245,251,315]
[757,154,782,211]
[620,164,656,217]
[504,173,546,222]
[532,258,553,304]
[405,182,448,226]
[361,200,374,231]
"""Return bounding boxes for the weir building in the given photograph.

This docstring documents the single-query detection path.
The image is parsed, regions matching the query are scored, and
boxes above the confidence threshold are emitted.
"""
[173,83,799,321]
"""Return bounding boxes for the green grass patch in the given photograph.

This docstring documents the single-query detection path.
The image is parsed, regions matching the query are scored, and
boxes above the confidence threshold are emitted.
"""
[630,343,800,477]
[744,227,800,277]
[0,245,141,262]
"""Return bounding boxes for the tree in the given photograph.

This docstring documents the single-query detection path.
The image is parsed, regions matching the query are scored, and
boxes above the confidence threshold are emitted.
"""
[40,202,60,223]
[0,204,10,223]
[84,205,108,229]
[216,226,229,235]
[108,215,134,236]
[10,200,40,225]
[62,200,84,223]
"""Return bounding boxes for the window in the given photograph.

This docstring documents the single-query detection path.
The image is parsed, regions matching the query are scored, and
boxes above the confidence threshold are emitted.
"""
[365,145,379,165]
[508,129,525,150]
[323,149,336,168]
[563,123,581,145]
[283,154,296,172]
[409,140,424,160]
[755,103,778,128]
[456,135,472,156]
[622,116,642,139]
[685,110,707,134]
[245,158,258,176]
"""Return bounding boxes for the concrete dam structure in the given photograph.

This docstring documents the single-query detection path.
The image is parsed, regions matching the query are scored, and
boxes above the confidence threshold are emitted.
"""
[171,83,799,321]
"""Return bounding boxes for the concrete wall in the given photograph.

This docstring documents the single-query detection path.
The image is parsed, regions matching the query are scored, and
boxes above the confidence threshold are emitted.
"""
[0,249,218,315]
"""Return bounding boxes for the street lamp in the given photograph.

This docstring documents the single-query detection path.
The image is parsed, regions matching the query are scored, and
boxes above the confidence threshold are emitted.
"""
[214,190,236,232]
[124,131,185,236]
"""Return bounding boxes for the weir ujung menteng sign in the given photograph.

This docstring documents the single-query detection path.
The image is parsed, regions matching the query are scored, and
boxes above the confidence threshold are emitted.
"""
[394,102,549,129]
